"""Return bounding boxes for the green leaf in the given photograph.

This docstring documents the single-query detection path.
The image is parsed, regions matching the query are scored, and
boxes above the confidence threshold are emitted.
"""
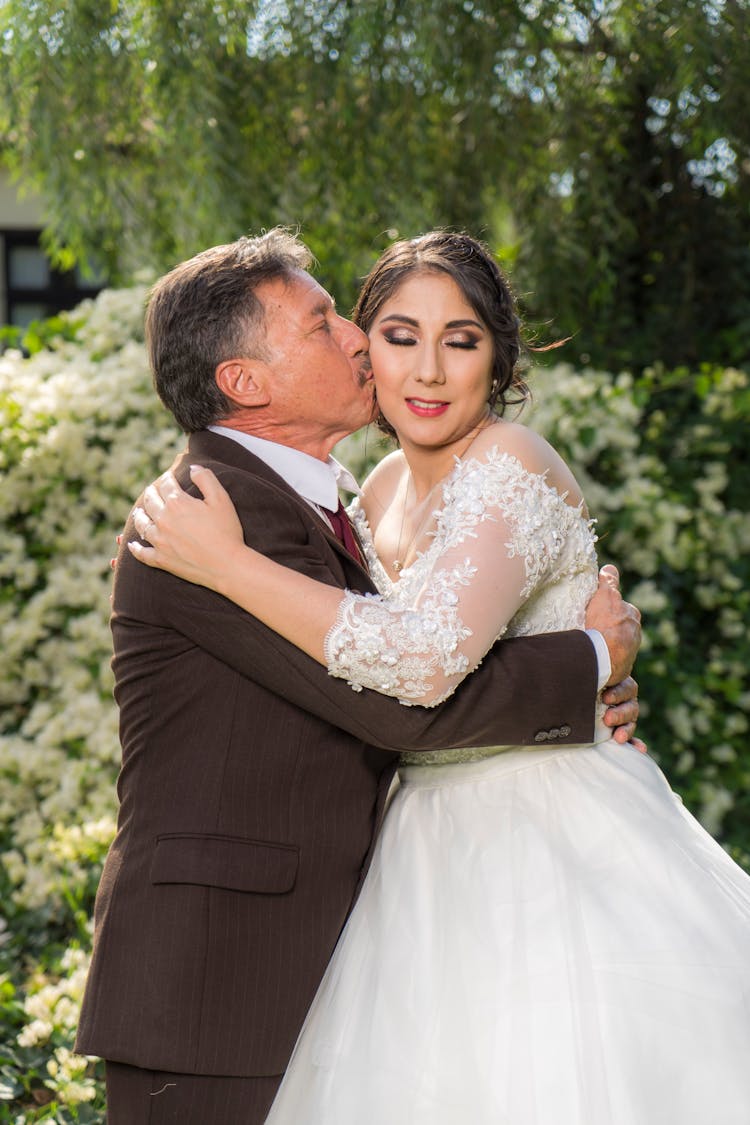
[0,1077,23,1100]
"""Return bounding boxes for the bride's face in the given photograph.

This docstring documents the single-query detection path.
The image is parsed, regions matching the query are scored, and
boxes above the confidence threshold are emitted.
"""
[368,271,494,453]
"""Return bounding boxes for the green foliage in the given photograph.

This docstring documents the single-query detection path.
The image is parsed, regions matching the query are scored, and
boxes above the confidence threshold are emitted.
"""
[508,0,750,371]
[0,315,86,357]
[1,0,748,369]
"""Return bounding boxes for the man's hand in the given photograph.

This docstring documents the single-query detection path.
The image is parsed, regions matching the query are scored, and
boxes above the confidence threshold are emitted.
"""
[585,564,641,685]
[601,675,646,750]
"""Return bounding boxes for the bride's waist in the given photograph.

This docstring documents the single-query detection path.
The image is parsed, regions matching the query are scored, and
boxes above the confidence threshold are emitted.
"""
[398,721,613,784]
[399,745,517,769]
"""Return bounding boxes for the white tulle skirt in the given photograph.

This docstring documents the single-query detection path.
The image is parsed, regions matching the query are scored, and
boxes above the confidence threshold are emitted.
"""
[265,738,750,1123]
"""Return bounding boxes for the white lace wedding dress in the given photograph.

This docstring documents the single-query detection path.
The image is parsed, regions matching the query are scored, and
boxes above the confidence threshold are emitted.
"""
[265,449,750,1124]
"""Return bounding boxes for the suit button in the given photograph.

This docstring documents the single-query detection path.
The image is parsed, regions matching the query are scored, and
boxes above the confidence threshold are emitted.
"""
[560,724,572,738]
[534,730,549,743]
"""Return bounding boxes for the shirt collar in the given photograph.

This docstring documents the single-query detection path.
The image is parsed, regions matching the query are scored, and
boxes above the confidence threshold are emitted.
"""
[208,426,361,511]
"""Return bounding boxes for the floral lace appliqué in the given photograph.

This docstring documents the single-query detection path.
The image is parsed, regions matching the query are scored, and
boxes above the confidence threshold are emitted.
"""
[324,448,599,706]
[326,558,476,702]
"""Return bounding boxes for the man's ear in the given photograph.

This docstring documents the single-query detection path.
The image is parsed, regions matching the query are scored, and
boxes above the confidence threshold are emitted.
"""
[215,357,271,408]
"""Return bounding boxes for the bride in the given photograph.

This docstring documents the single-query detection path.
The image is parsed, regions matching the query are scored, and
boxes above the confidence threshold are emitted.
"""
[131,232,750,1122]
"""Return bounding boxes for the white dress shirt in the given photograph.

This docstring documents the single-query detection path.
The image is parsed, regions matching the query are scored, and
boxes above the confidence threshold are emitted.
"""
[208,425,360,529]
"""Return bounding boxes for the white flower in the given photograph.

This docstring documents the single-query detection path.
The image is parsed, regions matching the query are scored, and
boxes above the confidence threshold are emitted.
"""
[18,1018,54,1047]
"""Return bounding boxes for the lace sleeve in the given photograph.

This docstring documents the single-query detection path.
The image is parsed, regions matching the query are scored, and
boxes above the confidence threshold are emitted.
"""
[324,451,585,706]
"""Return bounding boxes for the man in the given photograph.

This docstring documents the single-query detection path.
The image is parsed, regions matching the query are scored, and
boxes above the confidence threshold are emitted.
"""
[75,230,640,1124]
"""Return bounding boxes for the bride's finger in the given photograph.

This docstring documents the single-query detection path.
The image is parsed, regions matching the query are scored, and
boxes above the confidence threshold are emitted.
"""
[127,540,159,567]
[132,506,158,543]
[188,464,225,504]
[142,483,167,519]
[156,469,185,501]
[189,466,244,539]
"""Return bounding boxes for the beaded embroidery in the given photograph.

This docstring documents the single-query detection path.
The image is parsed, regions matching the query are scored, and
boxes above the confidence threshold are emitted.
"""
[324,449,599,724]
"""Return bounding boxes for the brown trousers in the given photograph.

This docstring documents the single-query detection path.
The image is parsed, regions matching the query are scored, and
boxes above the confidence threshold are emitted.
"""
[105,1060,282,1125]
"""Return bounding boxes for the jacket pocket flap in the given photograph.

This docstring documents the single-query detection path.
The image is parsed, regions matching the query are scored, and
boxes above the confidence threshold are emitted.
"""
[151,833,298,894]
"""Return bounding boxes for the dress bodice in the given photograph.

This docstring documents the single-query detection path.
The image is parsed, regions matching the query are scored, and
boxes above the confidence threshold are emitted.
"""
[322,448,600,766]
[353,452,598,640]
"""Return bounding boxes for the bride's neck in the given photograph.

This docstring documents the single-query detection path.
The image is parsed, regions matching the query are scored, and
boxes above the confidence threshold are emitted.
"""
[400,413,496,500]
[403,449,459,501]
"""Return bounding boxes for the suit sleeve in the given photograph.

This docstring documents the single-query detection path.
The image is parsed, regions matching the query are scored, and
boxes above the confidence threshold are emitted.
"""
[112,465,598,752]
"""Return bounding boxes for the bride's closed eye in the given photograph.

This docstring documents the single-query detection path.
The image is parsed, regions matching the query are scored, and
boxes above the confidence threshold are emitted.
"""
[382,331,417,347]
[445,338,479,350]
[381,332,480,350]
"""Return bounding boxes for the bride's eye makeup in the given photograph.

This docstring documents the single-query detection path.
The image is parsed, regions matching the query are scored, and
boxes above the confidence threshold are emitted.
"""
[376,314,485,351]
[444,335,480,350]
[382,330,417,346]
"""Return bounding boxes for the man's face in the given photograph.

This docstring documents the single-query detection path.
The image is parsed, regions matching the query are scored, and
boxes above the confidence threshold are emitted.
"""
[251,271,376,458]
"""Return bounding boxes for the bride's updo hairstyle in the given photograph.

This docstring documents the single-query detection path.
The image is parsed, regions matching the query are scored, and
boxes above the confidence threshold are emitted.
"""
[353,231,530,438]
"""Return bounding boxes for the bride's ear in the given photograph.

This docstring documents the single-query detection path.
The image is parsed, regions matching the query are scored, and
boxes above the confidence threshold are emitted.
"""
[215,358,271,408]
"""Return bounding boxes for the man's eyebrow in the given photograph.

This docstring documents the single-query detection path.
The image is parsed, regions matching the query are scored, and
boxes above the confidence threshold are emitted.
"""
[309,295,336,317]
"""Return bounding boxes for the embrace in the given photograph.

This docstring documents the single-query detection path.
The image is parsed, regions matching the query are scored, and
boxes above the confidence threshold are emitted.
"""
[76,230,750,1123]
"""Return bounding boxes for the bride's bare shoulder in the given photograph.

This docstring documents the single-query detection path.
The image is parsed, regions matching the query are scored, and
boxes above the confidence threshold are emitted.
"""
[471,421,586,511]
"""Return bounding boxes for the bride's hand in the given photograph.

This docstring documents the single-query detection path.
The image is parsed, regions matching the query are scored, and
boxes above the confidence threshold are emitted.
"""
[129,465,245,592]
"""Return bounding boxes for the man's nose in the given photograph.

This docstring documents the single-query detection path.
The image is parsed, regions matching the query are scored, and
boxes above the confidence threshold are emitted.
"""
[338,317,369,355]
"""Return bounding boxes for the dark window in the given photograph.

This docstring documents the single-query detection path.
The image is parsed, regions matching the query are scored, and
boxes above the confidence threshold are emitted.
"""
[3,230,104,329]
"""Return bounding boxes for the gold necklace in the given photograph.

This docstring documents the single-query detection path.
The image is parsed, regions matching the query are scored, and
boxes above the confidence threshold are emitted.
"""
[392,475,444,572]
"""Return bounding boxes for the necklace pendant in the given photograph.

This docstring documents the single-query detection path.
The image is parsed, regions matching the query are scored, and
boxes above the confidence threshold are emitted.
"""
[393,560,403,572]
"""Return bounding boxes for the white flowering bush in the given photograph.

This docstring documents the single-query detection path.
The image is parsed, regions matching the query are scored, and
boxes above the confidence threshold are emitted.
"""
[0,288,183,1121]
[524,363,750,851]
[0,289,748,1119]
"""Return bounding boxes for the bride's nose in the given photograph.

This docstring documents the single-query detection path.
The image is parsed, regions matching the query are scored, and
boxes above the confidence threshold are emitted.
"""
[415,348,446,386]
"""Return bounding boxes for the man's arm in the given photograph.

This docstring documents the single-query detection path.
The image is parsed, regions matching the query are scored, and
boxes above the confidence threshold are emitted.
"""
[113,459,636,753]
[115,558,598,753]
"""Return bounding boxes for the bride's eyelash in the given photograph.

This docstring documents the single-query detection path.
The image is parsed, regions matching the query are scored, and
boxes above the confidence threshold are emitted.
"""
[382,334,479,349]
[383,333,416,346]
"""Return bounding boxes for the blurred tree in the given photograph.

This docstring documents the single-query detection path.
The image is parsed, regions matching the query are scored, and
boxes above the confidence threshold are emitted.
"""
[1,0,748,368]
[511,0,750,369]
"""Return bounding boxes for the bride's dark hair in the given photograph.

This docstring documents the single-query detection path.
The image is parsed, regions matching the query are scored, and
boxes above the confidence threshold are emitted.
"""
[353,231,530,438]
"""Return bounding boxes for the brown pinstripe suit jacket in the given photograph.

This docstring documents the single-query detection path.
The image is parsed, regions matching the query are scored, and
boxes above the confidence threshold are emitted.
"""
[75,430,597,1077]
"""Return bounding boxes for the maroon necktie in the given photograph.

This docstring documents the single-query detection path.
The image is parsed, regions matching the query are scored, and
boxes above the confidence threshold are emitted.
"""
[326,500,365,567]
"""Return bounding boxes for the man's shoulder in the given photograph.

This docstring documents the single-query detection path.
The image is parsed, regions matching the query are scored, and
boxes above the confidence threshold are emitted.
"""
[184,430,273,481]
[180,431,304,509]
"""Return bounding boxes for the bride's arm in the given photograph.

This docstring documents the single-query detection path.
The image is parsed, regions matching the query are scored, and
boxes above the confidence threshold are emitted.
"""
[130,464,345,665]
[131,436,570,707]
